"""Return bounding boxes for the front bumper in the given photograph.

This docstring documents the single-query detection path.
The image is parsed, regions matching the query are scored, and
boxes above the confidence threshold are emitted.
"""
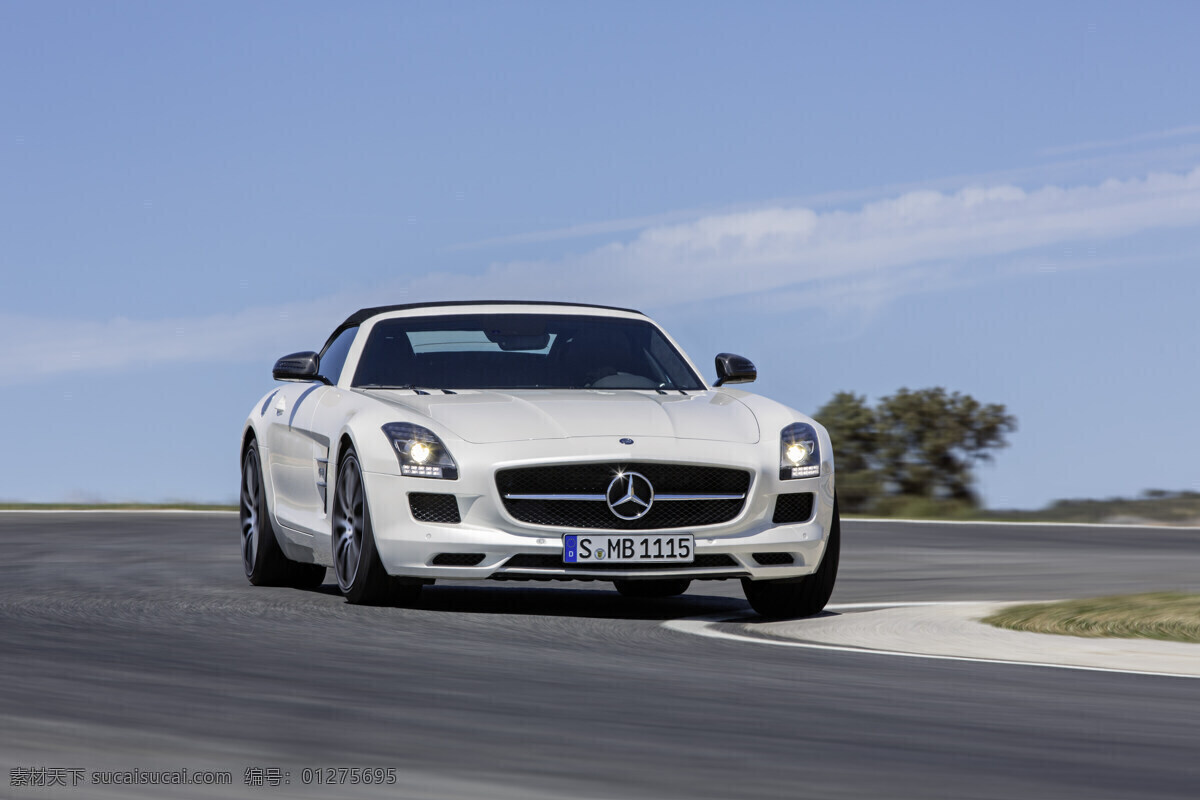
[360,438,835,582]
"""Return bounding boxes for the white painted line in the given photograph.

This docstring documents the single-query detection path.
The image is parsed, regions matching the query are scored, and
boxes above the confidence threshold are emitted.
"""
[826,601,1021,610]
[847,517,1200,530]
[664,604,1200,680]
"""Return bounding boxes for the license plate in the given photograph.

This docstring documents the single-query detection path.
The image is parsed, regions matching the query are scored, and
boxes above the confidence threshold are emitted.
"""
[562,534,694,564]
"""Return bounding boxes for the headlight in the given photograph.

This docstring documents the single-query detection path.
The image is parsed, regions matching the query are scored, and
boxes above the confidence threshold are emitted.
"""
[382,422,459,480]
[780,422,820,480]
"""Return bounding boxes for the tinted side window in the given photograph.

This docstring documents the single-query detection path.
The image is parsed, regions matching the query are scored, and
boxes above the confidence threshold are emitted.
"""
[318,327,357,384]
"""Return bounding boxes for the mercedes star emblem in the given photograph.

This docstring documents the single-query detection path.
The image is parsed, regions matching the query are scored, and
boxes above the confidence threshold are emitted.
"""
[606,472,655,520]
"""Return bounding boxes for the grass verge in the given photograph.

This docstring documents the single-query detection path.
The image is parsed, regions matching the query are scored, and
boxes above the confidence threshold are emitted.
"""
[983,593,1200,644]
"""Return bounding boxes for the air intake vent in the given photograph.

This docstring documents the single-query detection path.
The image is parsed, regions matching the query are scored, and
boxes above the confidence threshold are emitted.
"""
[504,553,739,571]
[409,493,461,524]
[431,553,485,566]
[772,492,814,524]
[753,552,795,566]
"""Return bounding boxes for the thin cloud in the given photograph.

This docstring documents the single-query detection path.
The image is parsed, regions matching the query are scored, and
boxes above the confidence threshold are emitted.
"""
[7,167,1200,384]
[1039,123,1200,158]
[2,292,376,386]
[448,141,1200,251]
[445,208,717,251]
[411,167,1200,312]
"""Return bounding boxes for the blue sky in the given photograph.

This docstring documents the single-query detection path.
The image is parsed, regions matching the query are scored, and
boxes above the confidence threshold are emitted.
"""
[3,2,1199,507]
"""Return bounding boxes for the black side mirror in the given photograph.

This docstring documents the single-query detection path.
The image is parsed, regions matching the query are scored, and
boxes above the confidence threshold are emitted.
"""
[273,351,321,382]
[713,353,756,387]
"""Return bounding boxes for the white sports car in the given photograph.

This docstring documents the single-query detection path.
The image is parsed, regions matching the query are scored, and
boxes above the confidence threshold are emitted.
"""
[239,301,839,618]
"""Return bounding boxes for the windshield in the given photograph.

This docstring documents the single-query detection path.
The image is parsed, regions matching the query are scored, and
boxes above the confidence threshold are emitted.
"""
[351,313,706,391]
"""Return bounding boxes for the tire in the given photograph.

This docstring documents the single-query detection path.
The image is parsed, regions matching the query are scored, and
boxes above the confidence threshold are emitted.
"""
[741,497,841,620]
[613,578,692,598]
[240,441,327,589]
[332,448,421,606]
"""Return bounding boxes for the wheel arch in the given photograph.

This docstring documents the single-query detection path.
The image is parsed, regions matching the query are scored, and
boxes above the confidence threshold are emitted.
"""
[240,423,259,464]
[335,431,357,464]
[324,429,360,517]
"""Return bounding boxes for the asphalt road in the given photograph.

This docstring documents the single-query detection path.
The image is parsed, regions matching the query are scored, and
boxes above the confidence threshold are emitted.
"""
[2,513,1200,799]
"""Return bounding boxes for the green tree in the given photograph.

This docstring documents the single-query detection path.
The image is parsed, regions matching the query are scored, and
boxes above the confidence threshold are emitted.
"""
[814,392,880,513]
[875,387,1016,504]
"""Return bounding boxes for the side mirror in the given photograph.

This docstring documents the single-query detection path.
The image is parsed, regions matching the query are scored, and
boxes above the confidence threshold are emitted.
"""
[273,351,320,382]
[713,353,756,387]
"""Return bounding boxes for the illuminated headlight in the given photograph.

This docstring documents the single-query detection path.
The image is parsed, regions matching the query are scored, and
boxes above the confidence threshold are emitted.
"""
[382,422,459,480]
[409,441,432,464]
[780,422,821,480]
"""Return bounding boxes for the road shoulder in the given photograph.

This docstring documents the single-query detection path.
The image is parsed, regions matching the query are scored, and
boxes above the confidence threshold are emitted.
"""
[668,602,1200,678]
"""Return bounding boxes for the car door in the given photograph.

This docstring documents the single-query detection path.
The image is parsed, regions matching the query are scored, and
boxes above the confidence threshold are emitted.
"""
[268,325,361,540]
[265,381,329,535]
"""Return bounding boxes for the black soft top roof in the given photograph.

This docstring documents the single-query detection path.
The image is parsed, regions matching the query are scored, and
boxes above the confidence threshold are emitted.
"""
[339,300,644,328]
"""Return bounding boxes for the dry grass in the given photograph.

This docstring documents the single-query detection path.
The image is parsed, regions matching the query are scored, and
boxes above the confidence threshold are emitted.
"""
[983,593,1200,644]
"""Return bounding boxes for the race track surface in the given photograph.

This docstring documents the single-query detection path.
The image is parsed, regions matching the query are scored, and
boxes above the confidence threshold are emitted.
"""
[2,513,1199,799]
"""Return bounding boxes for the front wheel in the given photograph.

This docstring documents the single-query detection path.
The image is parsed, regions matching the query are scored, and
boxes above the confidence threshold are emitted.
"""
[332,449,421,606]
[240,442,327,589]
[742,498,841,620]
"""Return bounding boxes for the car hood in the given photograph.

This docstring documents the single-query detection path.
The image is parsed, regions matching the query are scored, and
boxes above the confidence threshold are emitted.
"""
[362,389,761,444]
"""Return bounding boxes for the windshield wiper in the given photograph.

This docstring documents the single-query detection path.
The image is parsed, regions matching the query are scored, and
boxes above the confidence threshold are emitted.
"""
[358,384,443,395]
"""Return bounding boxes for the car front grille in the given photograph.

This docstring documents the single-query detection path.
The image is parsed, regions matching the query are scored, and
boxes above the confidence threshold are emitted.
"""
[495,463,751,530]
